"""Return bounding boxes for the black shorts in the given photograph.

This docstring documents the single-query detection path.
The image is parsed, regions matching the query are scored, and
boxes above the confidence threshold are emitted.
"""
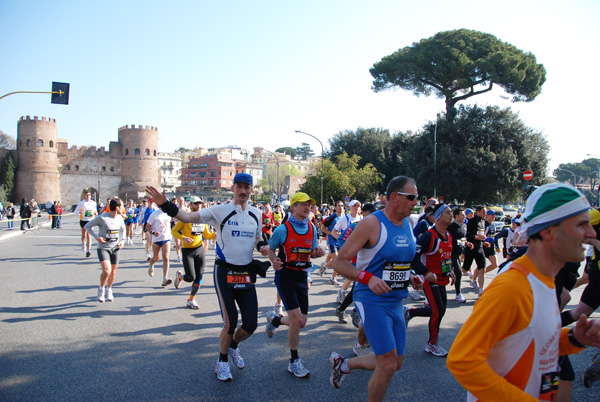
[483,246,496,258]
[463,247,486,270]
[97,247,120,265]
[80,220,89,228]
[581,260,600,310]
[275,268,309,315]
[328,244,340,254]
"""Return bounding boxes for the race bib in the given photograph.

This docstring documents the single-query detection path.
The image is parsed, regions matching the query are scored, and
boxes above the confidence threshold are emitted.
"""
[441,259,452,274]
[191,223,204,236]
[539,371,560,401]
[84,210,93,217]
[382,262,410,290]
[106,229,119,242]
[227,270,252,290]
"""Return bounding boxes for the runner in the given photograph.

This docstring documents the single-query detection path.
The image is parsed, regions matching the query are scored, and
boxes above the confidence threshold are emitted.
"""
[333,200,362,304]
[462,205,488,298]
[320,201,345,285]
[171,196,215,309]
[124,199,139,245]
[404,203,456,356]
[447,183,600,401]
[146,204,173,286]
[264,192,325,377]
[328,176,419,401]
[74,191,98,257]
[145,173,271,382]
[142,200,157,260]
[84,198,126,302]
[172,197,187,263]
[446,208,471,303]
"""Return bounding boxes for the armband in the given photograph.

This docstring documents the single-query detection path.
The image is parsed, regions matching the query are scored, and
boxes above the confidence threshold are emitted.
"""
[568,328,586,348]
[159,201,179,218]
[357,271,374,285]
[256,240,268,252]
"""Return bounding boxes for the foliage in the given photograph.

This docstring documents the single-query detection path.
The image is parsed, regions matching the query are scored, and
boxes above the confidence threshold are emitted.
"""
[174,146,191,153]
[404,104,549,205]
[275,147,297,159]
[0,151,16,202]
[300,152,382,204]
[0,130,16,150]
[260,164,302,198]
[554,158,599,205]
[294,143,314,160]
[370,29,546,121]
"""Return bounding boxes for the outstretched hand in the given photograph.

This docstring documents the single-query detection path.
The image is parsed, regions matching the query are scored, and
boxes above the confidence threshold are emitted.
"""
[145,186,167,205]
[573,315,600,348]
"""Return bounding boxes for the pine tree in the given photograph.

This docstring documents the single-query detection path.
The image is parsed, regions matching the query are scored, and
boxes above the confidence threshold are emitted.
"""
[0,151,16,201]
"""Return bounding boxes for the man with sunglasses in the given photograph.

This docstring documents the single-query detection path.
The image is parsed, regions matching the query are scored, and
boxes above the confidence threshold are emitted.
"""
[328,176,419,402]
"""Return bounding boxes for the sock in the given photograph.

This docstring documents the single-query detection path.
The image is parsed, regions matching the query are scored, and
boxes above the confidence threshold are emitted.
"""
[219,353,228,363]
[273,316,282,328]
[290,349,299,362]
[230,339,239,350]
[341,359,350,374]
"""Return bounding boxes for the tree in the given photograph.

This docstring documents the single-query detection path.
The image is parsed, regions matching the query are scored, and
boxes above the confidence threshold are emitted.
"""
[174,147,191,153]
[554,158,600,205]
[404,105,549,205]
[0,151,17,202]
[370,29,546,121]
[260,164,302,200]
[0,130,16,150]
[294,143,314,160]
[300,152,381,204]
[275,147,297,159]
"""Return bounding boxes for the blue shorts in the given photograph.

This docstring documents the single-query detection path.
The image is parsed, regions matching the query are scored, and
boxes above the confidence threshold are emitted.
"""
[328,244,339,254]
[354,300,406,356]
[154,240,170,247]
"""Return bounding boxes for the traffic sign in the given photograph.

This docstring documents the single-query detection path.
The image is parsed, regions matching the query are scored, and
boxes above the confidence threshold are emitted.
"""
[345,196,350,202]
[523,170,533,181]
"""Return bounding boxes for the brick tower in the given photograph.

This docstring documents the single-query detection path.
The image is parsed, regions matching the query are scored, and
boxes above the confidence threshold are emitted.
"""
[117,124,159,200]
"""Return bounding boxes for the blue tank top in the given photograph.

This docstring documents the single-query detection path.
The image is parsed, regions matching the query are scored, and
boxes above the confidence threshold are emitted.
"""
[353,210,417,305]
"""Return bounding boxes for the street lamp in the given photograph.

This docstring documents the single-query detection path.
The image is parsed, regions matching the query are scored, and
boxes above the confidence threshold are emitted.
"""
[433,113,440,199]
[295,130,324,207]
[556,167,577,188]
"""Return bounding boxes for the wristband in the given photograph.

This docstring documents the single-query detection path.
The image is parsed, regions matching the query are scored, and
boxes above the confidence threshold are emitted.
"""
[568,328,586,348]
[159,201,179,218]
[357,271,374,285]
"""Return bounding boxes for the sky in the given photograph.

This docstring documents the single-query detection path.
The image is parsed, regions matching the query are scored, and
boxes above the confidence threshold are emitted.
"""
[1,0,599,175]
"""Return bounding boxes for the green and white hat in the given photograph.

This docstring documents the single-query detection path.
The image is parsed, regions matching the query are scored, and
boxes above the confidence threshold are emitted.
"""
[521,183,590,239]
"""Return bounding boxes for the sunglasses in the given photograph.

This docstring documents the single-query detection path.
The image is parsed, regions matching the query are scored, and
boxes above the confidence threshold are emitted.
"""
[395,192,418,201]
[193,202,202,205]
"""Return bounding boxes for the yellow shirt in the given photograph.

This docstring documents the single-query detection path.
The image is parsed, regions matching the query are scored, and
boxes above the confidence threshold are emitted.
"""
[446,255,584,401]
[171,220,214,249]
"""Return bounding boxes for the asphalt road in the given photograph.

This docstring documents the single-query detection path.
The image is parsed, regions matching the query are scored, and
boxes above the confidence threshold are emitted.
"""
[1,214,599,401]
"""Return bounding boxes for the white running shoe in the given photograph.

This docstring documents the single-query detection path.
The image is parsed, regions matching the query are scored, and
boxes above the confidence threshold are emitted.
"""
[105,288,114,302]
[187,299,200,309]
[97,286,105,303]
[319,262,326,277]
[467,271,473,280]
[148,262,154,277]
[478,288,484,298]
[328,352,348,388]
[403,305,412,327]
[410,289,422,301]
[162,278,172,287]
[336,288,345,304]
[176,255,182,263]
[425,343,448,357]
[215,360,232,381]
[265,310,277,338]
[174,270,183,289]
[455,293,466,303]
[288,358,310,378]
[274,303,283,316]
[353,342,373,357]
[329,277,340,286]
[228,347,245,369]
[469,280,479,290]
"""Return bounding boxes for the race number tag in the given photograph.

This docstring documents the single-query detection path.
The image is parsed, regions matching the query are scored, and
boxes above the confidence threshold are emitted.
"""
[84,210,93,217]
[382,262,410,290]
[441,259,452,274]
[227,270,252,290]
[191,223,204,236]
[106,229,119,242]
[539,371,560,401]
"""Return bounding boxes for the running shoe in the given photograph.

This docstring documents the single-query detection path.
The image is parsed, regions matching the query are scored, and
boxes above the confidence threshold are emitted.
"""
[162,278,172,287]
[174,270,183,289]
[105,288,114,302]
[288,358,310,378]
[86,251,91,258]
[410,289,422,301]
[351,309,361,328]
[187,299,200,310]
[335,307,348,324]
[336,288,345,304]
[353,342,373,357]
[425,343,448,357]
[583,352,600,388]
[469,280,479,290]
[142,239,146,246]
[329,277,340,286]
[148,262,154,277]
[319,262,326,277]
[97,286,105,303]
[215,360,232,381]
[176,255,182,263]
[82,244,86,252]
[467,271,473,280]
[328,352,348,388]
[265,310,277,338]
[403,305,413,327]
[274,303,283,317]
[455,293,466,303]
[228,347,245,369]
[478,288,484,298]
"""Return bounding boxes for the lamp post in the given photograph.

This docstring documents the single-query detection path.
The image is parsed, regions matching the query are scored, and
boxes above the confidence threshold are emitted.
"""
[433,113,440,199]
[556,167,577,188]
[295,130,324,207]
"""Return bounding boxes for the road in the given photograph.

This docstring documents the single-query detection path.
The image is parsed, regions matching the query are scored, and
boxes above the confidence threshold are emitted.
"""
[1,213,599,401]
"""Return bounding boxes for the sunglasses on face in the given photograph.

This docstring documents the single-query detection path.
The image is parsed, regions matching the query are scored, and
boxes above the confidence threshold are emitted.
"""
[395,192,418,201]
[193,202,202,205]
